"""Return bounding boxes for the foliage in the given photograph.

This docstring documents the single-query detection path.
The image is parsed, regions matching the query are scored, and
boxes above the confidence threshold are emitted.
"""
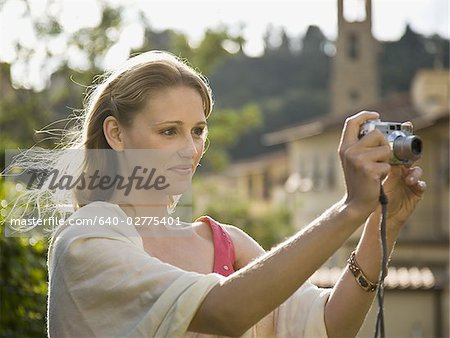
[0,64,52,149]
[210,24,449,160]
[68,6,123,71]
[0,181,49,338]
[133,25,243,75]
[194,177,294,250]
[379,25,448,95]
[204,104,262,170]
[209,26,331,160]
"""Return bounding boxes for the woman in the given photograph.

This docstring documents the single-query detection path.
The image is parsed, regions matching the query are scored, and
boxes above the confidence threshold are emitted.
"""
[45,51,425,337]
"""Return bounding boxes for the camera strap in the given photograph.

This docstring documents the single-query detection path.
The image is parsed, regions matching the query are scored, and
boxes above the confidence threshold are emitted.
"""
[374,182,389,338]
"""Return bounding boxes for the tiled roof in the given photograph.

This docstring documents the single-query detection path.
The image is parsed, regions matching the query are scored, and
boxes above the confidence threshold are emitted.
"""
[310,266,437,290]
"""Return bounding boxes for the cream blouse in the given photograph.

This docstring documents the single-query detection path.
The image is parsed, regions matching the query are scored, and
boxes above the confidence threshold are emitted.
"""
[47,201,330,337]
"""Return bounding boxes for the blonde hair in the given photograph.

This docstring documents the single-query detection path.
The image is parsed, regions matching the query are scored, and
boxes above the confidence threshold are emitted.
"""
[5,51,213,232]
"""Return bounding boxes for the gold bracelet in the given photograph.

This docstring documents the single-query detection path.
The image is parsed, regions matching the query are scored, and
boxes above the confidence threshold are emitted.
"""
[347,250,378,292]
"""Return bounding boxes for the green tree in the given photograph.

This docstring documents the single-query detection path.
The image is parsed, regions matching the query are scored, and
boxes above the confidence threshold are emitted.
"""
[0,181,49,338]
[380,25,437,95]
[194,178,293,250]
[0,2,262,337]
[203,104,262,171]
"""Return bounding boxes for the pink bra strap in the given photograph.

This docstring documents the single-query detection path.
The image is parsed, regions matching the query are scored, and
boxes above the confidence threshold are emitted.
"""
[196,216,236,277]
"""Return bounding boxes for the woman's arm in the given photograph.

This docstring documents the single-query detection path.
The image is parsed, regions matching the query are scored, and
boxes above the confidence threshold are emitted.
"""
[189,111,423,337]
[325,165,425,338]
[189,198,364,336]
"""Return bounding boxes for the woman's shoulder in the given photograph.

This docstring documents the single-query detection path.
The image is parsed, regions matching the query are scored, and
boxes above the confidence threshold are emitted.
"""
[221,223,266,269]
[48,201,142,270]
[194,216,266,269]
[50,201,140,250]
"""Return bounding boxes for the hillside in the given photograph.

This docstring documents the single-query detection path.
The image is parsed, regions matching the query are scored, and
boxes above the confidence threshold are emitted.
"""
[208,25,449,160]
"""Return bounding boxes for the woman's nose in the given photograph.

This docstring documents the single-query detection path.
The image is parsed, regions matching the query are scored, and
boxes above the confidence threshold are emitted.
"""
[177,135,198,159]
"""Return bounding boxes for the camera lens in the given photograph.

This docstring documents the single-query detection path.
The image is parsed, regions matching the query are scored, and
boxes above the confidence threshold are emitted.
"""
[393,135,422,162]
[411,137,422,155]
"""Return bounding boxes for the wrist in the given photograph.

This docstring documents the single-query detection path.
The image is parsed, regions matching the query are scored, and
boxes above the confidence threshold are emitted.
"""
[386,215,406,233]
[347,250,380,292]
[339,196,371,226]
[368,208,403,238]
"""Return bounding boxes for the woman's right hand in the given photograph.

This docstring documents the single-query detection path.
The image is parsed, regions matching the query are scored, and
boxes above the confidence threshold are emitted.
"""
[338,111,392,220]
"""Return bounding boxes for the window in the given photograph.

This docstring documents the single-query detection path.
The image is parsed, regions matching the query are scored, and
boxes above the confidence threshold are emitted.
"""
[349,89,360,104]
[312,155,322,190]
[263,170,270,200]
[247,175,253,198]
[348,33,360,60]
[327,154,337,189]
[440,138,449,186]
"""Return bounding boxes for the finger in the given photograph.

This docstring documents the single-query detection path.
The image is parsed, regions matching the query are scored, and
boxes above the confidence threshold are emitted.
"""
[358,129,390,148]
[411,180,427,197]
[384,165,419,187]
[354,145,392,164]
[373,162,392,181]
[417,180,427,192]
[405,166,423,185]
[340,111,380,148]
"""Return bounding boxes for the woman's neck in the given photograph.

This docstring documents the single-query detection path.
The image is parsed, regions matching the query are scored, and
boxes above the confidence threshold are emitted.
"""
[118,202,169,219]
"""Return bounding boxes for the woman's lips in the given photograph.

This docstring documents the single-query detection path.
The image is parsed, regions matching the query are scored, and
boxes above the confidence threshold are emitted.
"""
[167,165,193,175]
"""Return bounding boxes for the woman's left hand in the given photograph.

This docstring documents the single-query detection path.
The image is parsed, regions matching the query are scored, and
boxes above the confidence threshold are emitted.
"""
[382,165,426,230]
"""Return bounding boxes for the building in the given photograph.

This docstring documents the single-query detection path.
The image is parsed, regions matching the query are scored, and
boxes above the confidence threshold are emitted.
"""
[261,0,449,335]
[332,0,380,117]
[264,72,449,336]
[200,1,449,335]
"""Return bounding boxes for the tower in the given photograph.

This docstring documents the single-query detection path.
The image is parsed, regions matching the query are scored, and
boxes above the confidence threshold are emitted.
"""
[331,0,379,116]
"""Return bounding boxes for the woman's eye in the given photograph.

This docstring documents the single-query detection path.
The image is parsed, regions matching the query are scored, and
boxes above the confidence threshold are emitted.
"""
[161,128,176,136]
[193,127,206,137]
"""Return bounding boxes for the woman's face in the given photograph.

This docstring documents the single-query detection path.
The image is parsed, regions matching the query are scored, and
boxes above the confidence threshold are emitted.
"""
[120,85,208,181]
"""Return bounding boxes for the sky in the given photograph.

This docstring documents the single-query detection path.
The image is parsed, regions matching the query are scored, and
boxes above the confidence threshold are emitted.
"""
[0,0,448,90]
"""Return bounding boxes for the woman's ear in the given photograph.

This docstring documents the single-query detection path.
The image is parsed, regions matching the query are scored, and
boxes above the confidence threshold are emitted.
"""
[103,116,124,151]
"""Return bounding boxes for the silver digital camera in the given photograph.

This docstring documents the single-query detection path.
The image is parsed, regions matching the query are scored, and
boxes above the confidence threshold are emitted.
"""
[359,119,422,165]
